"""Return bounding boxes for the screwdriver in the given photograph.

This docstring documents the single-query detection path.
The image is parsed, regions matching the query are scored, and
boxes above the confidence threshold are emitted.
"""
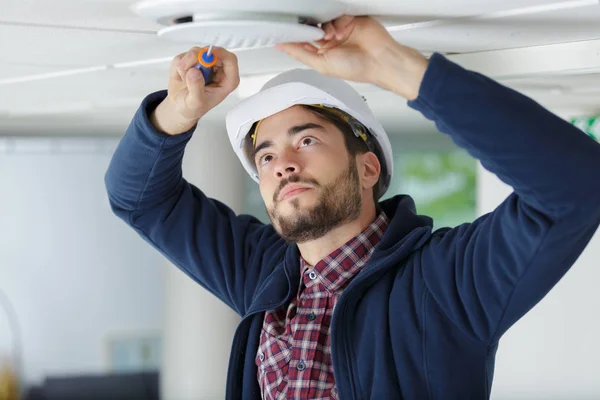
[195,45,218,85]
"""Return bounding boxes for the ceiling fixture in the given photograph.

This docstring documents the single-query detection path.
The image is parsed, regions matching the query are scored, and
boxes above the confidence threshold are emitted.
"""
[2,0,600,87]
[132,0,348,48]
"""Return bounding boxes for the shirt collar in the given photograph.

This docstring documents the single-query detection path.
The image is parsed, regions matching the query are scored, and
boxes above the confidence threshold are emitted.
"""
[300,211,389,293]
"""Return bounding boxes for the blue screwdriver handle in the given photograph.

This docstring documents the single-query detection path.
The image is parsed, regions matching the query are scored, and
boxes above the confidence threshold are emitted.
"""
[198,64,213,84]
[195,47,217,85]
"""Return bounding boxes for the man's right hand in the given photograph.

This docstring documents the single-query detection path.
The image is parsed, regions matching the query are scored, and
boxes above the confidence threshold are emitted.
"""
[150,46,240,135]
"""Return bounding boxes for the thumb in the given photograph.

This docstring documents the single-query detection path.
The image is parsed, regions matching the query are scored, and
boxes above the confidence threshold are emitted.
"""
[185,67,206,109]
[276,43,324,70]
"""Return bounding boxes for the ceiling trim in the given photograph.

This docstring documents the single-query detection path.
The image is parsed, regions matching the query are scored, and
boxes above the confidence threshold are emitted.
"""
[449,38,600,80]
[386,0,600,32]
[3,38,600,87]
[0,19,155,34]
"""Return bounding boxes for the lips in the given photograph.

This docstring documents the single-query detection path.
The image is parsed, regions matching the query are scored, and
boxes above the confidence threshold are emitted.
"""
[278,184,313,201]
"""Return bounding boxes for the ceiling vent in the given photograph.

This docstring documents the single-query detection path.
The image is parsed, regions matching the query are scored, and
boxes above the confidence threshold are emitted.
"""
[133,0,348,49]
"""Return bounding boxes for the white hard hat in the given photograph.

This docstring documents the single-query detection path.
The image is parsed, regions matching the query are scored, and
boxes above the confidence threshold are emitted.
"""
[225,68,393,197]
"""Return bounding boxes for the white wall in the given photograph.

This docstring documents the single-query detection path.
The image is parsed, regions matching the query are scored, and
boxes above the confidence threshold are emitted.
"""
[477,165,600,399]
[0,138,165,386]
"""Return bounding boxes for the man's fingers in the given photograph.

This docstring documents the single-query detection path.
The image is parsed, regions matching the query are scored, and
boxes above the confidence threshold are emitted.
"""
[305,44,319,54]
[322,16,353,40]
[211,47,240,92]
[333,15,356,42]
[184,67,206,110]
[313,16,356,54]
[169,47,203,83]
[319,39,340,52]
[179,47,204,69]
[333,15,354,30]
[169,52,187,82]
[303,43,319,54]
[322,22,335,40]
[276,43,324,70]
[314,39,337,52]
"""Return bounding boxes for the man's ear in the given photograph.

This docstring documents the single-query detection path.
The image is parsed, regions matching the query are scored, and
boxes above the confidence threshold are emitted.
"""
[359,152,381,190]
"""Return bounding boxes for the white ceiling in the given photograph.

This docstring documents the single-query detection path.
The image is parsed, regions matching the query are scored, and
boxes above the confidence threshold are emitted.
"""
[1,0,600,137]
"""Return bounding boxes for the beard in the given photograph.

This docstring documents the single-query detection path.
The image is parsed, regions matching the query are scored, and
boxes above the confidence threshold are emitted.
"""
[267,158,363,243]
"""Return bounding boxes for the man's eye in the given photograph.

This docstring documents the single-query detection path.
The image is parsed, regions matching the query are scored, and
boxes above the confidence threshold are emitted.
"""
[300,137,318,147]
[259,154,273,166]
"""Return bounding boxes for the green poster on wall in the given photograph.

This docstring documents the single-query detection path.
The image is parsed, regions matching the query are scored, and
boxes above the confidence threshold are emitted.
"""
[571,116,600,141]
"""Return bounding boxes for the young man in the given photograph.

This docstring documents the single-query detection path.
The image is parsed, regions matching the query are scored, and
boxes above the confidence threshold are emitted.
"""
[105,16,600,400]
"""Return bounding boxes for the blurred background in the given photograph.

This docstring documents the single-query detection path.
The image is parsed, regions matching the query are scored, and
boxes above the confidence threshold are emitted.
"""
[1,0,600,399]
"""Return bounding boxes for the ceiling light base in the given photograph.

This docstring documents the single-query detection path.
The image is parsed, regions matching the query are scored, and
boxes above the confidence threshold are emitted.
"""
[133,0,346,26]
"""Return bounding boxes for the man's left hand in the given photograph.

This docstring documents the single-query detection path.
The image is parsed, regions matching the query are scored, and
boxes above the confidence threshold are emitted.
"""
[275,16,429,100]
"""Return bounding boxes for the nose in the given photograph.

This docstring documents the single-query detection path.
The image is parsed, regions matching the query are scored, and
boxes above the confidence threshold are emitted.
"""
[273,152,301,180]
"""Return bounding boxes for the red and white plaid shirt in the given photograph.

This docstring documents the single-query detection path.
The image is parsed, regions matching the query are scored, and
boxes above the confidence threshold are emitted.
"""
[256,212,389,399]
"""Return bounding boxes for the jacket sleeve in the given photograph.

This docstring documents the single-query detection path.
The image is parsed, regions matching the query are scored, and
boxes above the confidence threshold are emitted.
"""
[413,54,600,345]
[104,90,279,317]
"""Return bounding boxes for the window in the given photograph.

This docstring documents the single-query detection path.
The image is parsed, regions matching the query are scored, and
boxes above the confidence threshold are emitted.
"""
[384,149,476,229]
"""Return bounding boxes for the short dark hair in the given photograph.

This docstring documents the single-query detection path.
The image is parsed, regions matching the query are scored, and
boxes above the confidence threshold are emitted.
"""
[244,105,386,200]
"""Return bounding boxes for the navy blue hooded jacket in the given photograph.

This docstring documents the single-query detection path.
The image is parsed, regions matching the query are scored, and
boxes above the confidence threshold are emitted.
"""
[105,53,600,399]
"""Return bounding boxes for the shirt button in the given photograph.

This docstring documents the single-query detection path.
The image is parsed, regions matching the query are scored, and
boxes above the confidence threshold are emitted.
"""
[307,312,316,321]
[259,353,264,362]
[297,361,306,371]
[308,271,317,280]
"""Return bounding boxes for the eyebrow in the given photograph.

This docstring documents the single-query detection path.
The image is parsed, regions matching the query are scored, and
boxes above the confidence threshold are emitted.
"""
[252,122,326,162]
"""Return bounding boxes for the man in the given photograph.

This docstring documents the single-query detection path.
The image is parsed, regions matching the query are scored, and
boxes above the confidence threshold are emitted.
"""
[105,16,600,400]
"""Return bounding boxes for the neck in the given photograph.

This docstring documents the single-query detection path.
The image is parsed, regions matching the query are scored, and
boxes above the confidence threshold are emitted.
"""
[297,199,378,266]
